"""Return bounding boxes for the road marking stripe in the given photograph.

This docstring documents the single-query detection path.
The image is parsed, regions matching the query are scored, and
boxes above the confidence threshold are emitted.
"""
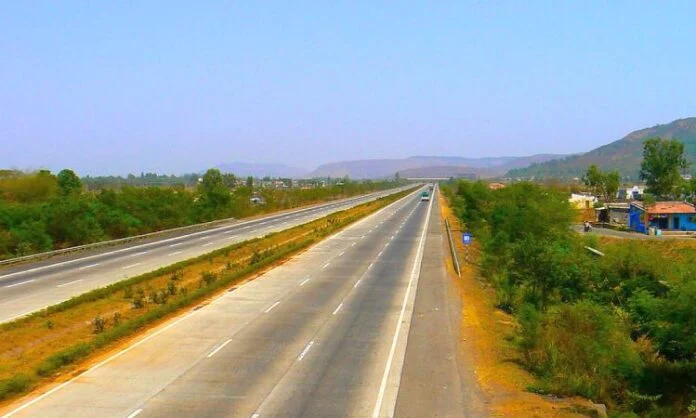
[5,280,35,288]
[332,302,343,315]
[207,339,233,358]
[372,185,434,418]
[125,409,143,418]
[122,263,142,270]
[167,242,184,248]
[368,262,374,269]
[377,250,383,257]
[77,263,99,271]
[168,251,183,256]
[202,242,214,247]
[322,262,330,269]
[338,251,345,257]
[299,278,310,286]
[57,279,83,288]
[298,341,314,361]
[354,279,361,288]
[264,301,281,313]
[351,242,356,247]
[128,251,149,257]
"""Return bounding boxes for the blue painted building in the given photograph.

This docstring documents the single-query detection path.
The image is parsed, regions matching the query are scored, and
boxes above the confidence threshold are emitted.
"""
[629,201,696,233]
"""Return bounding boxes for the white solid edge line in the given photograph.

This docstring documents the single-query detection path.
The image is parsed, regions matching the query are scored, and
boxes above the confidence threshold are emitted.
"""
[264,301,281,313]
[332,302,344,315]
[372,186,434,418]
[207,339,233,358]
[125,408,143,418]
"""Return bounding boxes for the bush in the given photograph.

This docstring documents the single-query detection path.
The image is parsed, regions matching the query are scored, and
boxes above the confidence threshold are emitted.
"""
[517,301,643,403]
[0,374,33,401]
[201,271,217,286]
[92,316,105,333]
[36,343,92,376]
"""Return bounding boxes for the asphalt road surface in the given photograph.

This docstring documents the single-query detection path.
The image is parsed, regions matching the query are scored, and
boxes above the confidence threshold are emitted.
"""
[0,187,411,324]
[2,185,485,417]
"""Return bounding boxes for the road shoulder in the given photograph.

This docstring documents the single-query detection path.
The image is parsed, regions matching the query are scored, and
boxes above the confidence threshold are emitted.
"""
[394,195,489,417]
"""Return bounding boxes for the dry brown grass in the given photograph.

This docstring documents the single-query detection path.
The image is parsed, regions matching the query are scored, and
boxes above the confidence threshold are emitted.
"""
[0,191,407,404]
[439,193,596,417]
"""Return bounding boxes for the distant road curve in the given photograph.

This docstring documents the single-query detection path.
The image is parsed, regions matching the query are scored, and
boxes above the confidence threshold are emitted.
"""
[0,186,414,324]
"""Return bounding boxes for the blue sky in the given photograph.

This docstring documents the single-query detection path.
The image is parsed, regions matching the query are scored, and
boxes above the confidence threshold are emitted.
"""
[2,1,695,175]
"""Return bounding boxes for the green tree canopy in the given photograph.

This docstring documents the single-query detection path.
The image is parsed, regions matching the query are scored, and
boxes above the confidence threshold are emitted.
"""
[639,138,689,198]
[56,169,82,196]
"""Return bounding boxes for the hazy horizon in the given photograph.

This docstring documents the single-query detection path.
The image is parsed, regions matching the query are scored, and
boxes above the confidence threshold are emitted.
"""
[3,2,696,175]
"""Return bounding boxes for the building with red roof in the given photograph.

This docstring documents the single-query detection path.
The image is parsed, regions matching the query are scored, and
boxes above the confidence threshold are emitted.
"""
[628,201,696,233]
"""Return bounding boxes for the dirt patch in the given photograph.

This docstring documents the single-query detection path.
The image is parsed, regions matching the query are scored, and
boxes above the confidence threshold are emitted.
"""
[440,193,597,417]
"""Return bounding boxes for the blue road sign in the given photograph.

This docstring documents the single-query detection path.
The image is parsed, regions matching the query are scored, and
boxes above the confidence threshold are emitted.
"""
[462,232,472,246]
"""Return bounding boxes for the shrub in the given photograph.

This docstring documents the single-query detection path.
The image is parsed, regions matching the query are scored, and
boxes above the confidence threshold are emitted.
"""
[132,295,145,309]
[92,316,106,333]
[112,312,121,326]
[0,374,33,401]
[201,271,217,286]
[517,301,643,402]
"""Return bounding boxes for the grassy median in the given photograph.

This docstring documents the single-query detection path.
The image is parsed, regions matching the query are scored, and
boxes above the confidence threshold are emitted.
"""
[0,189,411,403]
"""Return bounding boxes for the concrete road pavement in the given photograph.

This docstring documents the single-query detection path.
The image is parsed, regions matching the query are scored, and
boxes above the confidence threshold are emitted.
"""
[394,196,488,418]
[0,187,410,324]
[3,187,434,418]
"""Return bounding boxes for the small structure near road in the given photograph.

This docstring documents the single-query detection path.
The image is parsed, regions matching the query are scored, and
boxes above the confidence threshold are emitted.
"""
[628,201,696,234]
[596,202,630,226]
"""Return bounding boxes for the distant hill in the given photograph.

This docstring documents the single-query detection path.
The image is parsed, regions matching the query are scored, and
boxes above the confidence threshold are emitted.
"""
[308,154,565,179]
[507,117,696,180]
[214,162,308,178]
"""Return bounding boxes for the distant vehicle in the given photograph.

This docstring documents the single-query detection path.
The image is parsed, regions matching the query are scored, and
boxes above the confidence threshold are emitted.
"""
[428,183,434,191]
[420,191,430,201]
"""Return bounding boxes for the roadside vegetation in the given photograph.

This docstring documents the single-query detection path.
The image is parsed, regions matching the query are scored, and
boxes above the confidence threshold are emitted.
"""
[0,188,410,403]
[0,168,402,260]
[443,180,696,417]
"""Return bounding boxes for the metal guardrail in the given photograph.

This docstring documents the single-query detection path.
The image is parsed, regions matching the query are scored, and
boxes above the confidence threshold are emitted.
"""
[444,218,461,277]
[0,188,409,268]
[0,216,240,267]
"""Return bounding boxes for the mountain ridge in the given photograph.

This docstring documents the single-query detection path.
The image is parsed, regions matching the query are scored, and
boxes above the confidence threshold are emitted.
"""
[506,117,696,180]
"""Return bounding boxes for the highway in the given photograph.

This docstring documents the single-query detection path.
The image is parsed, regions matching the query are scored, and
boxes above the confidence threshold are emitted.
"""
[0,187,411,324]
[2,185,485,418]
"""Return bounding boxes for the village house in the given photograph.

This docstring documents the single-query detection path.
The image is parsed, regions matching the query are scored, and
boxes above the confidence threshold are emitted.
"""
[596,202,630,225]
[628,201,696,233]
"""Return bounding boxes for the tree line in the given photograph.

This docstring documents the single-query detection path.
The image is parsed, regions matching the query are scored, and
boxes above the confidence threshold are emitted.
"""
[0,168,400,260]
[445,180,696,417]
[583,137,696,202]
